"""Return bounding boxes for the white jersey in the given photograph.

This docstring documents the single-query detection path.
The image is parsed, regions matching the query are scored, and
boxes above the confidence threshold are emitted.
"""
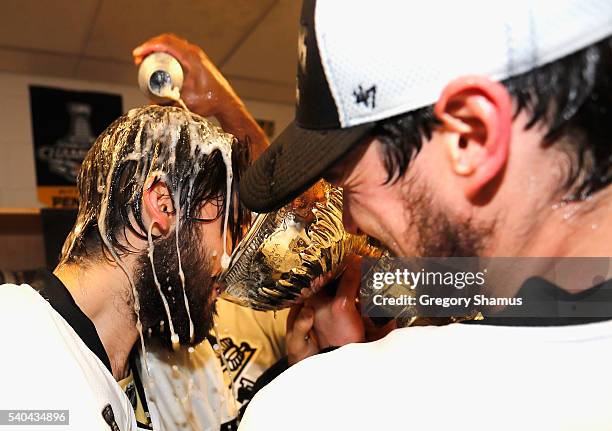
[240,320,612,430]
[140,299,288,431]
[0,284,138,431]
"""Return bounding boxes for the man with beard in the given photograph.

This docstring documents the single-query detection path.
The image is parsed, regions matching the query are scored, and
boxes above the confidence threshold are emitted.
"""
[0,105,252,430]
[237,0,612,429]
[131,34,367,430]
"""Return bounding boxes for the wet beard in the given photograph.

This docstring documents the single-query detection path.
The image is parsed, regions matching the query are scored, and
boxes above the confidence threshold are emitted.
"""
[402,179,495,257]
[134,224,216,350]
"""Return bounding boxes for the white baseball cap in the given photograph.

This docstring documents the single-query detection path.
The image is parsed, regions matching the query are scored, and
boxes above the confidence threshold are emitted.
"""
[241,0,612,212]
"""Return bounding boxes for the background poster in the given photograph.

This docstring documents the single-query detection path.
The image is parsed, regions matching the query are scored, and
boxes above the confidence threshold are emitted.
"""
[29,86,123,208]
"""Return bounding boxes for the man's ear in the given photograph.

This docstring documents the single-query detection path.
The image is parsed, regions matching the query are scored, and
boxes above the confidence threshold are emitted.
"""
[434,76,512,200]
[142,176,175,236]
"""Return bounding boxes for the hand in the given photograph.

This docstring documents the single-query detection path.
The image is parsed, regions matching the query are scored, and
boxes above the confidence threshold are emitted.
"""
[285,255,365,366]
[133,33,240,119]
[133,33,269,158]
[286,303,319,366]
[306,255,365,349]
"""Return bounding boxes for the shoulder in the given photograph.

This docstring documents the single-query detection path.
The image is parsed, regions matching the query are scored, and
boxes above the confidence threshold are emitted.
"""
[239,323,492,430]
[0,283,51,325]
[216,299,289,333]
[0,285,135,430]
[241,322,612,430]
[0,282,84,367]
[0,282,40,303]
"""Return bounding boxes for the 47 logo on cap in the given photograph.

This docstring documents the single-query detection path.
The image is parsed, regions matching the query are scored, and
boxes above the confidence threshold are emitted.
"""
[353,84,377,109]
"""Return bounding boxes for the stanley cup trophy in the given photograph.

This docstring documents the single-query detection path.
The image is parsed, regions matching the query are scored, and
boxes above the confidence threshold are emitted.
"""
[219,180,481,326]
[219,180,383,311]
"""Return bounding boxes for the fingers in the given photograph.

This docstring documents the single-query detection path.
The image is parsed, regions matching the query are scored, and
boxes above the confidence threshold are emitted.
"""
[133,33,186,57]
[292,306,314,340]
[132,33,193,69]
[334,255,362,312]
[286,303,303,334]
[286,306,318,366]
[132,41,184,67]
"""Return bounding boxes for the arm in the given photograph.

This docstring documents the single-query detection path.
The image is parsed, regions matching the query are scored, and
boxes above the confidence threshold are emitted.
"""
[240,256,364,412]
[133,33,269,159]
[239,256,396,420]
[286,255,366,365]
[285,255,397,365]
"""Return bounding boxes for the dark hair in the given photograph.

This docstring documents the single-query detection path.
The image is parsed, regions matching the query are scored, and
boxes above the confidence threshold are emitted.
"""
[374,35,612,201]
[60,105,250,265]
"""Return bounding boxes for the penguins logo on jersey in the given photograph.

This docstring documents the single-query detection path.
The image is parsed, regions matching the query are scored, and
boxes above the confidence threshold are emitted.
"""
[217,336,257,381]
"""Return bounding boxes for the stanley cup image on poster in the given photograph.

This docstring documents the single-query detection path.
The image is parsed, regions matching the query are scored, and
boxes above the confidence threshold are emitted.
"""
[29,86,122,208]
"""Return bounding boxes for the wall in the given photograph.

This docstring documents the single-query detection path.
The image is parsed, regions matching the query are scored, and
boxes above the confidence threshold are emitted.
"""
[0,70,293,270]
[0,70,294,209]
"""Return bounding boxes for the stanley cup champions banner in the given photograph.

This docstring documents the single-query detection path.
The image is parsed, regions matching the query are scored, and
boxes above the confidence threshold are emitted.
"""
[29,86,123,208]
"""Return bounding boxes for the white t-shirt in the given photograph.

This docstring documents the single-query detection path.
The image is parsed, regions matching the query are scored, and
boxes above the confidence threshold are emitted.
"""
[240,320,612,430]
[140,299,288,431]
[0,284,138,431]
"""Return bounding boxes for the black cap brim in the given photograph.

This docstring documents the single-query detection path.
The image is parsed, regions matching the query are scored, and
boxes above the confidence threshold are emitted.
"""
[240,120,374,213]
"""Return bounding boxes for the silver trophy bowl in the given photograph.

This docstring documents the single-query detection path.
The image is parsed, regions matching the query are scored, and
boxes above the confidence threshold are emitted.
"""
[219,181,382,311]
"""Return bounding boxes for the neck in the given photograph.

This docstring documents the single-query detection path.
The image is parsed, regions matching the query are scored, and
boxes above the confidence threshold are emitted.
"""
[54,261,138,380]
[481,187,612,301]
[510,187,612,258]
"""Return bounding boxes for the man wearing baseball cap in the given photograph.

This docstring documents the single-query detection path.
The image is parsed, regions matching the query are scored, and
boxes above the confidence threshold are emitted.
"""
[239,0,612,429]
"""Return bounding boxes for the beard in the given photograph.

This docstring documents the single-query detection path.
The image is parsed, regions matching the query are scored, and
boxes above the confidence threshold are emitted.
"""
[402,176,495,257]
[134,223,216,350]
